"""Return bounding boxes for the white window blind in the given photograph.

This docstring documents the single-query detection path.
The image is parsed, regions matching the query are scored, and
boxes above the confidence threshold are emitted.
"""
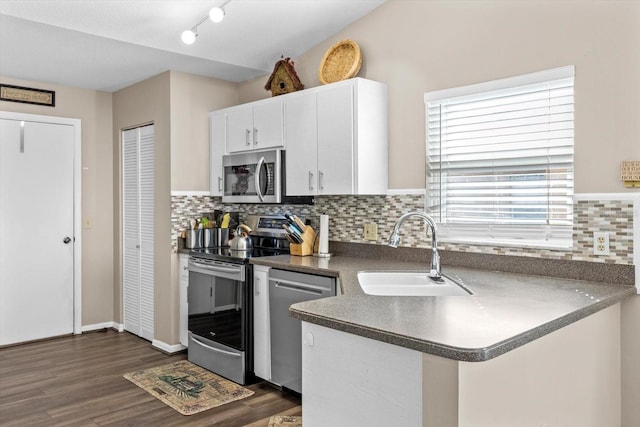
[425,66,574,249]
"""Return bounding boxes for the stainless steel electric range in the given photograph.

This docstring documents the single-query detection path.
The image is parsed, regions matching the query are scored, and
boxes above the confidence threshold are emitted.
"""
[186,214,292,385]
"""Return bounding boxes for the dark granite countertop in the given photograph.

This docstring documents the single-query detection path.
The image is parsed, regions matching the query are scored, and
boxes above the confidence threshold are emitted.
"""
[250,255,636,362]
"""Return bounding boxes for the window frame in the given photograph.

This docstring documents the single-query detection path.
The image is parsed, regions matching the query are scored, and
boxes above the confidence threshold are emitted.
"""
[424,66,575,250]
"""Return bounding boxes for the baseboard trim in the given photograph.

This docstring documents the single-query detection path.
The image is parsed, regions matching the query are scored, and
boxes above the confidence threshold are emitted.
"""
[82,324,187,351]
[82,321,117,332]
[152,339,187,354]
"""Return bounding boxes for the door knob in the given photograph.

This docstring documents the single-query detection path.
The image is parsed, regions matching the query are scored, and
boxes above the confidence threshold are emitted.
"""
[63,237,72,244]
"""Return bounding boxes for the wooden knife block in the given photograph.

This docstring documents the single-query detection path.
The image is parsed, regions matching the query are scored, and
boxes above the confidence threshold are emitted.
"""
[290,226,316,257]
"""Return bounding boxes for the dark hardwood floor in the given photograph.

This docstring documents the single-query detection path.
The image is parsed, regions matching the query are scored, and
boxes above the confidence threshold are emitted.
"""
[0,329,301,426]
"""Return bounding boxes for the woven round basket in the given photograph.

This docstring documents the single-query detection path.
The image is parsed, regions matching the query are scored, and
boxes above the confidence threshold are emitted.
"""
[318,39,362,85]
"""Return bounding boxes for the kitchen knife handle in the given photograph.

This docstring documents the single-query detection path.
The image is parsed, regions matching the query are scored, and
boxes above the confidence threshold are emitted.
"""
[292,215,306,231]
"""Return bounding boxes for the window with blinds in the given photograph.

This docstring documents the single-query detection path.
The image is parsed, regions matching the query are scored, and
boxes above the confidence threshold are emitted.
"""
[424,66,574,249]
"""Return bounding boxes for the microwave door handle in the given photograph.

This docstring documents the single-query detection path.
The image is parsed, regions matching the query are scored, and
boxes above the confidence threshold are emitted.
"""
[255,156,266,202]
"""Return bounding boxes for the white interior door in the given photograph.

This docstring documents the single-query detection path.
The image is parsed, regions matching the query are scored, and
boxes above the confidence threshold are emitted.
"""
[0,118,75,345]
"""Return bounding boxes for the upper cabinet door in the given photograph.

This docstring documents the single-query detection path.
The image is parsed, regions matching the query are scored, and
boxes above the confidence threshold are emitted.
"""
[317,84,355,195]
[209,112,226,196]
[226,107,253,153]
[285,92,317,196]
[252,100,284,150]
[225,100,284,153]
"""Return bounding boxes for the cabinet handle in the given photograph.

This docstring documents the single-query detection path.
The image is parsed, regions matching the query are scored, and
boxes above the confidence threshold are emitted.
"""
[255,276,260,296]
[308,171,314,191]
[319,170,324,191]
[218,176,223,192]
[245,129,251,146]
[253,128,258,145]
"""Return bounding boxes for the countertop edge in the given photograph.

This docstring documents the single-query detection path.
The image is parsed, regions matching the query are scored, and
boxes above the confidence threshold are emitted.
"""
[250,257,341,278]
[290,286,636,362]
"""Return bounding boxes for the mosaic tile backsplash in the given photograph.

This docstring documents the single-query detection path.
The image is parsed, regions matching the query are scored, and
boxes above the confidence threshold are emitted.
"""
[171,194,635,265]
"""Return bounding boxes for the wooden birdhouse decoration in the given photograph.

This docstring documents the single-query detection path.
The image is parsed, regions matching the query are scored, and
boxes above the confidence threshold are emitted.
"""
[265,57,304,97]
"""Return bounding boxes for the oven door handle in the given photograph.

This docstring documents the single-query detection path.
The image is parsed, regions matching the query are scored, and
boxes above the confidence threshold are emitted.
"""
[189,261,241,274]
[255,156,266,202]
[190,335,241,358]
[188,262,244,281]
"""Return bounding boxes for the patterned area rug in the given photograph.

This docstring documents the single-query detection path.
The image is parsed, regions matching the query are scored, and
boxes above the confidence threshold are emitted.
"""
[268,415,302,426]
[123,360,254,415]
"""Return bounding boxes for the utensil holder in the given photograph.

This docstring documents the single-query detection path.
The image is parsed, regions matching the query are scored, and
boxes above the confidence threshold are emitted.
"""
[215,228,230,247]
[290,226,316,256]
[185,229,203,249]
[203,229,215,248]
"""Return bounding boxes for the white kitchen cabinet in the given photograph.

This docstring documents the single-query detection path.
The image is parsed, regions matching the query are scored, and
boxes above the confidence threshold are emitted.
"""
[253,265,271,381]
[178,254,189,347]
[226,99,284,153]
[302,322,422,426]
[302,304,621,427]
[209,111,225,196]
[285,78,388,196]
[283,91,318,195]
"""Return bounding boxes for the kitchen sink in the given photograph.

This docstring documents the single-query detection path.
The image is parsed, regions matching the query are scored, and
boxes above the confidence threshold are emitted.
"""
[357,271,472,296]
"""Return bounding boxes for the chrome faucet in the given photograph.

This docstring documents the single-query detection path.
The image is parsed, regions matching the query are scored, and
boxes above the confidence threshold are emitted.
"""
[388,212,441,279]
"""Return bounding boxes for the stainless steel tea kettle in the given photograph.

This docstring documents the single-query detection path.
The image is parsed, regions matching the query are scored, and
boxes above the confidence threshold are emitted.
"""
[229,224,253,251]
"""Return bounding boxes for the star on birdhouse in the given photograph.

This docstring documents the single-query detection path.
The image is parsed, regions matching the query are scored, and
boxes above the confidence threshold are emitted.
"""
[264,57,304,97]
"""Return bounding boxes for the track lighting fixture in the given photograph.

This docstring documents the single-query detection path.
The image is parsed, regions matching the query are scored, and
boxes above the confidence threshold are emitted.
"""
[181,0,232,44]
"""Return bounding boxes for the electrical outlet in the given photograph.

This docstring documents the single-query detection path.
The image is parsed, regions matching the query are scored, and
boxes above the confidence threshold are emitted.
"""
[364,223,378,241]
[593,232,610,256]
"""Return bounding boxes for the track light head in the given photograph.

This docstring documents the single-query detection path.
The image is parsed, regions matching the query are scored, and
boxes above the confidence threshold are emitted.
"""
[209,7,225,23]
[181,29,197,45]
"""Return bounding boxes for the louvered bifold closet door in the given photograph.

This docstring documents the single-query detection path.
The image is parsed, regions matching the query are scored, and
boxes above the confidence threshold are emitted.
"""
[122,125,154,341]
[122,128,140,336]
[138,125,154,341]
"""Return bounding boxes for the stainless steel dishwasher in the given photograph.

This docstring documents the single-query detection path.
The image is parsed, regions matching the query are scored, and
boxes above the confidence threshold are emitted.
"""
[269,268,336,394]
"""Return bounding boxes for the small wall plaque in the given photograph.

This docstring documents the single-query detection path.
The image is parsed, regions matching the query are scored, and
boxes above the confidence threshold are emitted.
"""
[620,160,640,188]
[0,84,55,107]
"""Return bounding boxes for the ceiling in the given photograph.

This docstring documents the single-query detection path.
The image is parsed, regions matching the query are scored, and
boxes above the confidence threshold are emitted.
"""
[0,0,385,93]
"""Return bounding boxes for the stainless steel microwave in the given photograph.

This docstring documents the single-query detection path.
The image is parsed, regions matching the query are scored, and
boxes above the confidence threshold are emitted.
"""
[222,149,283,203]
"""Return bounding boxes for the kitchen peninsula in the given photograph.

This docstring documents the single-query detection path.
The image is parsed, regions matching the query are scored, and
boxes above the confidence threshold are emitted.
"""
[251,254,635,427]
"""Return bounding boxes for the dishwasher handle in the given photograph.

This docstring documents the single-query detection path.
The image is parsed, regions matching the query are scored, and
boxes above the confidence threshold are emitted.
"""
[270,278,330,296]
